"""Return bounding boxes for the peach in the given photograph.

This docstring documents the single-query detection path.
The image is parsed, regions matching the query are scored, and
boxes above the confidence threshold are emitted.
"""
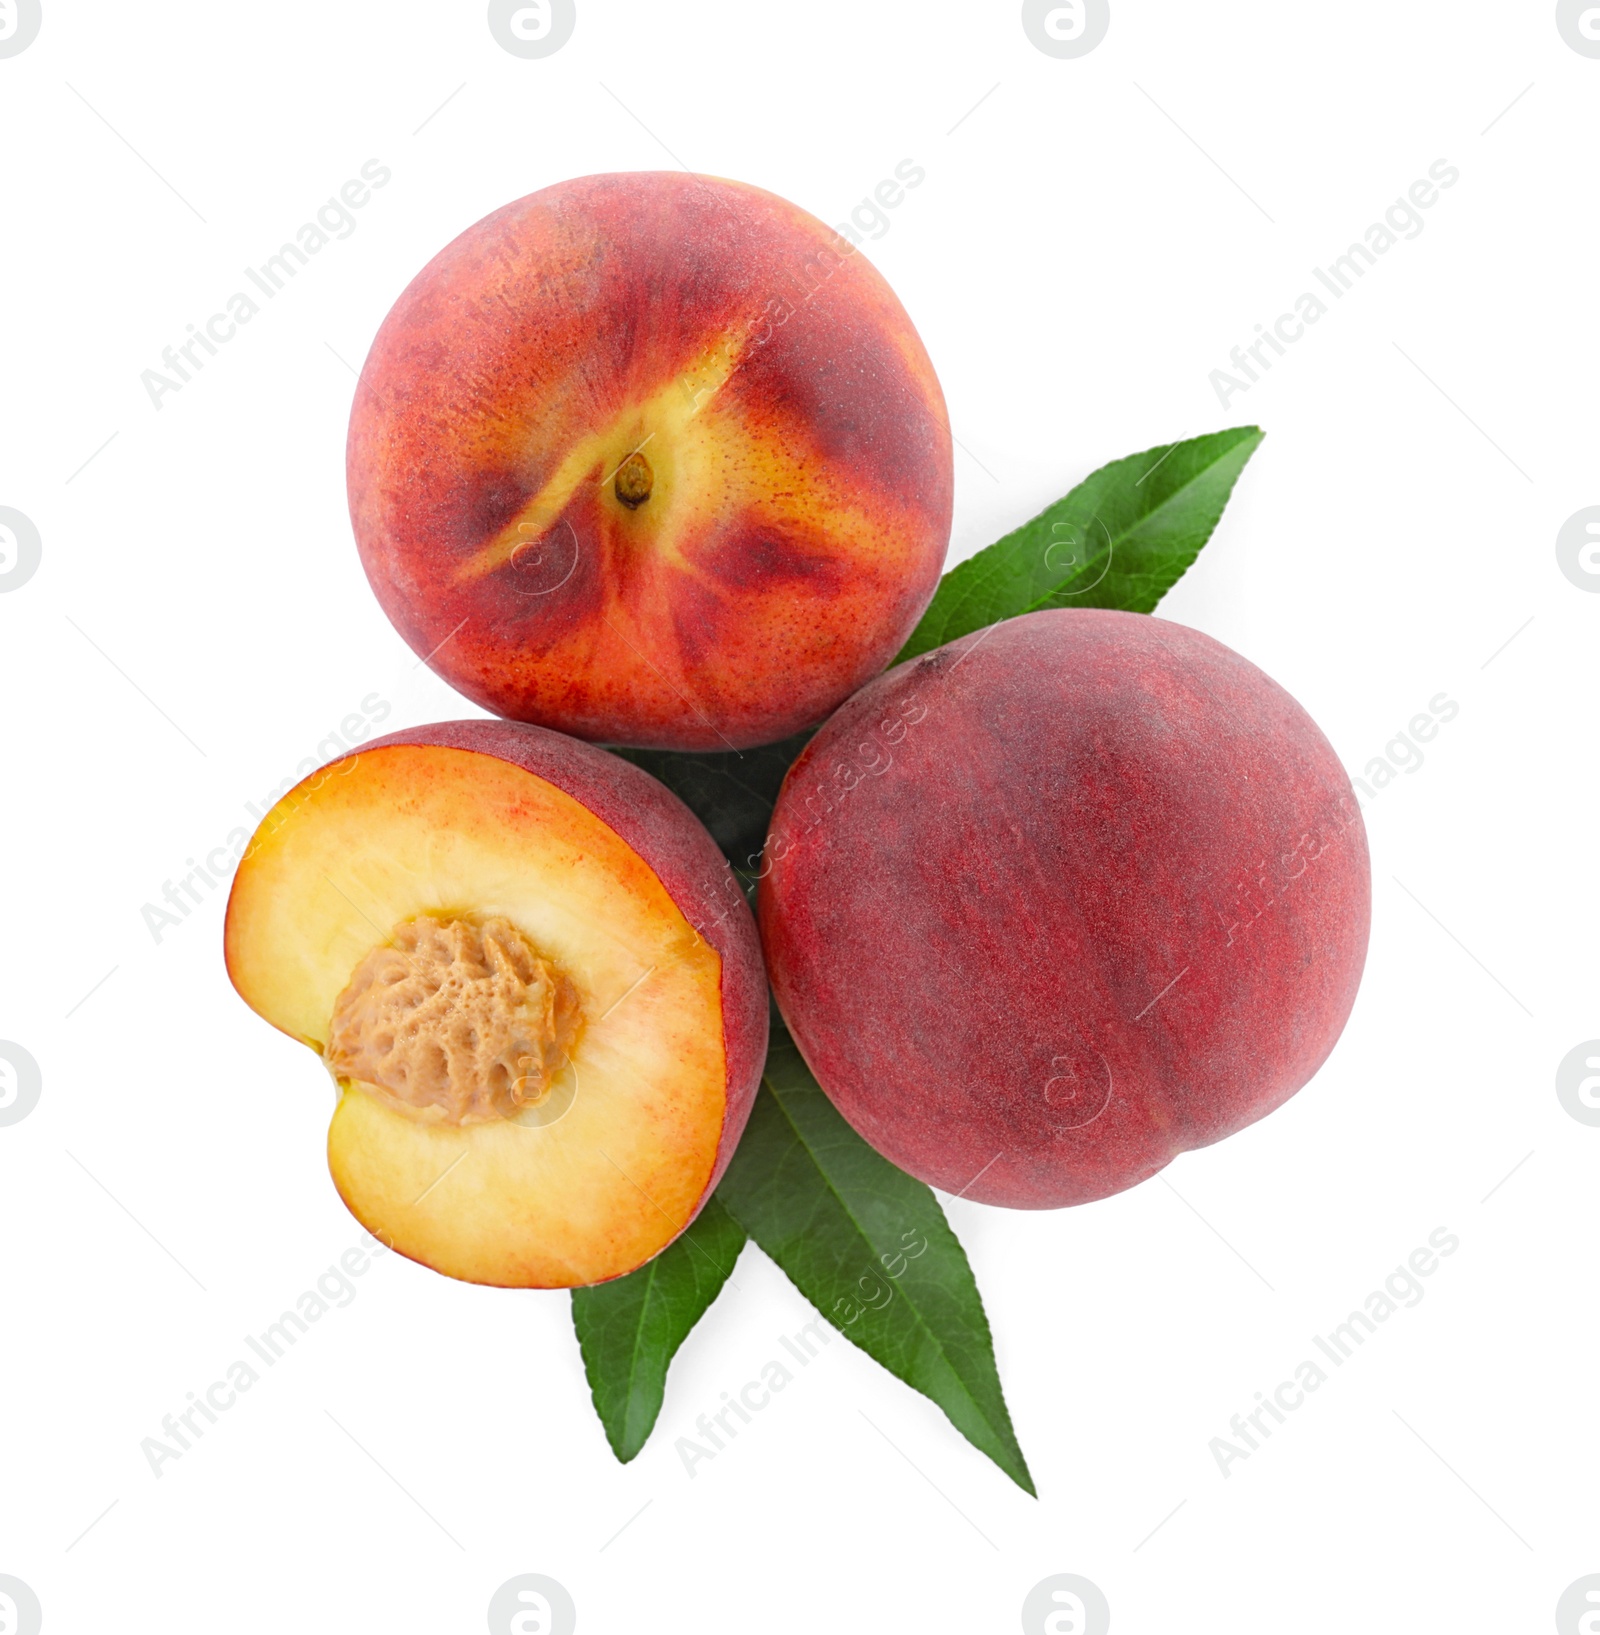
[224,720,767,1286]
[759,609,1370,1209]
[347,172,953,751]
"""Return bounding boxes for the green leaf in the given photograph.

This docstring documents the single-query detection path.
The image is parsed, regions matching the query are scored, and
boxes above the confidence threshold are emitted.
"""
[613,730,813,876]
[896,425,1265,664]
[571,1195,747,1463]
[716,1019,1035,1495]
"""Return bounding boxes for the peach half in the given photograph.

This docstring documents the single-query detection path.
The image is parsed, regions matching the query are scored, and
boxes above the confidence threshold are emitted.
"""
[347,171,954,751]
[224,720,767,1287]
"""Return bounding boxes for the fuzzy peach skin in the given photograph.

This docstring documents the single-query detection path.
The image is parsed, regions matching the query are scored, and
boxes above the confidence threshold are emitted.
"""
[759,609,1371,1210]
[225,719,767,1287]
[347,171,953,752]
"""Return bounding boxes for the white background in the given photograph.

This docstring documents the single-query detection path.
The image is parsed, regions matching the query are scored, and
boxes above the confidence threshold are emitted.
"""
[2,3,1596,1631]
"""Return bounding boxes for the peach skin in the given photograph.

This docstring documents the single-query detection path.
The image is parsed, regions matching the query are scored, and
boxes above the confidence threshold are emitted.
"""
[759,610,1371,1210]
[347,172,954,751]
[224,719,768,1288]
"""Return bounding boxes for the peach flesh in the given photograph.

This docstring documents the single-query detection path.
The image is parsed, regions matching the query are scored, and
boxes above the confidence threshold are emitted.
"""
[759,609,1372,1210]
[224,720,768,1287]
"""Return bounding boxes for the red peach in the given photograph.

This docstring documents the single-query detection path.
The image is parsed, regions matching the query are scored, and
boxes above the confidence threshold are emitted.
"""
[759,609,1371,1209]
[348,172,953,751]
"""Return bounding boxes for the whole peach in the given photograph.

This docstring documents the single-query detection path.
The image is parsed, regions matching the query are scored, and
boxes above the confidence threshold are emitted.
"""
[348,172,953,751]
[759,609,1371,1208]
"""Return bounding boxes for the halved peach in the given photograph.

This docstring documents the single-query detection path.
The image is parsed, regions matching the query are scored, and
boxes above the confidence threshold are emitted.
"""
[224,720,767,1288]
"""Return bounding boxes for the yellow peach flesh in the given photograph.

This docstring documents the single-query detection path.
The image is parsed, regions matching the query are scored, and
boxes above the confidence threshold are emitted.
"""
[224,744,727,1287]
